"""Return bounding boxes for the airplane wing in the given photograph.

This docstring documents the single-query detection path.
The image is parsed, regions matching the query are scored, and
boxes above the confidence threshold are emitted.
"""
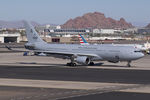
[6,46,100,58]
[34,50,99,58]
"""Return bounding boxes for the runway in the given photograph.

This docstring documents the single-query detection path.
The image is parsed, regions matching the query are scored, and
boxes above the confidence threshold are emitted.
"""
[0,65,150,84]
[0,52,150,100]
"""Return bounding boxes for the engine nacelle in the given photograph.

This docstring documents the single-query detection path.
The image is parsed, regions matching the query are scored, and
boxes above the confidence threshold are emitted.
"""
[76,56,90,65]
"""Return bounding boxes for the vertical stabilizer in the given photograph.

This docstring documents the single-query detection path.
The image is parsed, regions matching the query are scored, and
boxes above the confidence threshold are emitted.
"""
[23,21,45,43]
[78,34,89,45]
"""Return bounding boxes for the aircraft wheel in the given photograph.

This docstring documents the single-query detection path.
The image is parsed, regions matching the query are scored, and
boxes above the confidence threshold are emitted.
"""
[66,63,71,66]
[71,63,77,66]
[66,63,76,66]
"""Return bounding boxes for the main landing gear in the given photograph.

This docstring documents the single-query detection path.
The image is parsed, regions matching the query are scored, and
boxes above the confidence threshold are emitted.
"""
[66,56,77,67]
[89,62,95,66]
[66,62,95,66]
[66,63,77,66]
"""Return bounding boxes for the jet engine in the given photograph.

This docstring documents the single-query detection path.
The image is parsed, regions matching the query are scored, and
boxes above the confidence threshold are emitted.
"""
[76,56,90,65]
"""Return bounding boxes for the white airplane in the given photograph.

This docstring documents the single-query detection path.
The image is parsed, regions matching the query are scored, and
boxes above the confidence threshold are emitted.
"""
[78,34,150,54]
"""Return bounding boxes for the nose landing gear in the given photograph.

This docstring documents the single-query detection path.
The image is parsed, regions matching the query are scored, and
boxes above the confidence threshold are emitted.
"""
[127,61,131,67]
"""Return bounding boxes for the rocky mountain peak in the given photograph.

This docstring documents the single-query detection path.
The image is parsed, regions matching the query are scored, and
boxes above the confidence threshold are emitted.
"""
[62,12,134,29]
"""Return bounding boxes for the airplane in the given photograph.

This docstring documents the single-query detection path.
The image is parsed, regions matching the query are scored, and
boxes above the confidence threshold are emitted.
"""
[78,34,150,54]
[20,21,144,67]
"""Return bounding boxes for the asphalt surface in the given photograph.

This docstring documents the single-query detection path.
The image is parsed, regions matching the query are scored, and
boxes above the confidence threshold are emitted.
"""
[0,84,148,100]
[0,65,150,84]
[0,65,150,100]
[0,51,150,100]
[60,92,150,100]
[0,86,86,100]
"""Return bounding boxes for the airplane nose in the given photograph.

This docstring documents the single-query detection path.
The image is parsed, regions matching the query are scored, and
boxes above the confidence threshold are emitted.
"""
[137,53,144,59]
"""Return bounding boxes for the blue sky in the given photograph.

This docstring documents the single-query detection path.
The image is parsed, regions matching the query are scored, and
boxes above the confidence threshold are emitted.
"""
[0,0,150,26]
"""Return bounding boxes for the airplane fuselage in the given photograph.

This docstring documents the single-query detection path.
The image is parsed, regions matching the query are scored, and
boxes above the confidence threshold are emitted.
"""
[31,42,144,62]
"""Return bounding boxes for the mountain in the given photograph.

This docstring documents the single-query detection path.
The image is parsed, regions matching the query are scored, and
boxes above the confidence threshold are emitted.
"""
[0,20,40,28]
[146,23,150,28]
[62,12,134,29]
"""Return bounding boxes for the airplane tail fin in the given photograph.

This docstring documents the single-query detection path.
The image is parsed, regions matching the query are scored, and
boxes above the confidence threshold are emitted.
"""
[23,21,45,43]
[78,34,89,45]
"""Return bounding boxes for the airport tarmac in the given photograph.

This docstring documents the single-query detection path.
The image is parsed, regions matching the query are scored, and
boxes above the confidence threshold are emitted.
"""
[0,52,150,100]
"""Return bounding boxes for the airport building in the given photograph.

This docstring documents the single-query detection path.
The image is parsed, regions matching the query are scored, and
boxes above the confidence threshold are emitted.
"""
[0,29,21,43]
[48,29,90,36]
[36,24,90,36]
[92,29,123,34]
[34,24,90,43]
[138,28,150,34]
[0,24,149,44]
